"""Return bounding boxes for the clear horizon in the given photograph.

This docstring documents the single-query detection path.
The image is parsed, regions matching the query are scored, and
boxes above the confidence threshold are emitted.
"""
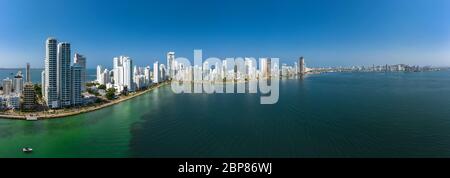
[1,0,449,68]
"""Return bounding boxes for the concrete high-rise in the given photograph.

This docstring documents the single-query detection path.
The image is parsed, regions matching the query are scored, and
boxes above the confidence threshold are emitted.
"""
[260,58,271,78]
[2,78,12,95]
[299,57,305,75]
[57,42,72,107]
[167,52,175,79]
[112,56,133,92]
[97,65,103,83]
[13,71,24,95]
[44,38,58,108]
[74,53,86,91]
[41,70,46,99]
[26,63,31,83]
[71,64,82,106]
[153,61,160,83]
[23,82,36,110]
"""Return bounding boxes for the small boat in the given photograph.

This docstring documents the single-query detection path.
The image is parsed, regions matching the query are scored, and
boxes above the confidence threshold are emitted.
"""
[22,148,33,153]
[26,115,38,121]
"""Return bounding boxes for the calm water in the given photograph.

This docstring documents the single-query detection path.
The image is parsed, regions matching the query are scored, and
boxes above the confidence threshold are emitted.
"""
[1,71,450,158]
[0,68,97,84]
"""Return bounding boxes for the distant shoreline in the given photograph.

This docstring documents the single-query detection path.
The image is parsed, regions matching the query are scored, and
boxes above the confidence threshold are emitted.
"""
[0,81,169,121]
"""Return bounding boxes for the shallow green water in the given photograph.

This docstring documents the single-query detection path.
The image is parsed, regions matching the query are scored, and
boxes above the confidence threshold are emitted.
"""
[2,71,450,158]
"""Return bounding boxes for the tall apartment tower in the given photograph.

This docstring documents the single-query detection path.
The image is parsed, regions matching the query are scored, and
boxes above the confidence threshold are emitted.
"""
[2,78,12,95]
[122,57,133,92]
[23,82,36,110]
[74,53,86,91]
[97,65,103,83]
[71,64,82,106]
[26,63,31,83]
[41,70,46,99]
[13,71,24,95]
[260,58,271,78]
[57,42,72,107]
[112,56,133,92]
[167,52,175,79]
[44,38,59,108]
[299,56,305,75]
[153,61,160,83]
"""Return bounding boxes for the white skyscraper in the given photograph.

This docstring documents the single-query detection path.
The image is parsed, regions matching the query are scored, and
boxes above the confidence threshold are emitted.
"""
[2,78,12,95]
[74,53,86,91]
[160,64,166,82]
[98,68,110,85]
[112,56,133,92]
[13,71,24,95]
[144,66,151,85]
[167,52,175,79]
[57,42,72,107]
[41,70,46,99]
[97,65,103,83]
[44,37,58,108]
[153,61,160,83]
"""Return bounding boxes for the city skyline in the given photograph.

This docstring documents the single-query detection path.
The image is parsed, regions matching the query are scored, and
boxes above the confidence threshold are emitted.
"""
[1,0,449,68]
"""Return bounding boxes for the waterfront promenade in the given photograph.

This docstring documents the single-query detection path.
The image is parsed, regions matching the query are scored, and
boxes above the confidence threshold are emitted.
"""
[0,82,168,120]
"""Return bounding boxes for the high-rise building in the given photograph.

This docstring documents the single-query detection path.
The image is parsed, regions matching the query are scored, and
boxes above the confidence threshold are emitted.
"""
[26,63,31,83]
[74,53,86,91]
[41,70,46,99]
[2,78,12,95]
[260,58,271,78]
[96,65,103,83]
[153,61,160,83]
[167,52,175,79]
[160,64,166,82]
[112,56,133,92]
[23,82,36,110]
[44,37,58,108]
[144,66,151,85]
[98,68,110,85]
[57,42,72,107]
[299,57,305,75]
[71,64,82,106]
[222,60,227,80]
[13,71,24,95]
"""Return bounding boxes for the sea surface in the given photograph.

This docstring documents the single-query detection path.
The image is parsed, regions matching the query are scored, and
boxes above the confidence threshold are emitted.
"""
[1,70,450,158]
[0,68,97,84]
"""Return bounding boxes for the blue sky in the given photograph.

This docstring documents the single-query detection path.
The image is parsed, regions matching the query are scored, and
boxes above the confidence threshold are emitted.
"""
[0,0,449,68]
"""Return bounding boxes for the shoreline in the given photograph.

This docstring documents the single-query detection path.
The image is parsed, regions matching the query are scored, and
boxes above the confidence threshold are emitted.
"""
[0,81,169,121]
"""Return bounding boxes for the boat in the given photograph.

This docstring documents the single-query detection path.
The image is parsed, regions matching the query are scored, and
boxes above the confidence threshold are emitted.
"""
[22,148,33,153]
[26,115,38,121]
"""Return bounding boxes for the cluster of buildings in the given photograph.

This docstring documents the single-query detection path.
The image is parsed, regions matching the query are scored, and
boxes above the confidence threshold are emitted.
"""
[96,52,175,94]
[41,37,87,109]
[0,63,36,110]
[1,36,311,112]
[97,56,152,94]
[169,56,308,82]
[316,64,434,73]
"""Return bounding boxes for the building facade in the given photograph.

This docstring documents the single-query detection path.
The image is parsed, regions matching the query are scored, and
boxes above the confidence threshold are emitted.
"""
[23,82,36,110]
[57,42,72,107]
[74,53,86,91]
[45,37,58,108]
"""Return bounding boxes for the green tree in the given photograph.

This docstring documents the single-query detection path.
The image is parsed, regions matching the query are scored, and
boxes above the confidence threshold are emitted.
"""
[86,82,98,87]
[98,84,106,90]
[106,88,116,100]
[34,84,42,97]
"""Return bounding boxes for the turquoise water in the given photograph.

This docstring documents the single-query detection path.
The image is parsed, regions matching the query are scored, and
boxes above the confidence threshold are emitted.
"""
[1,71,450,157]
